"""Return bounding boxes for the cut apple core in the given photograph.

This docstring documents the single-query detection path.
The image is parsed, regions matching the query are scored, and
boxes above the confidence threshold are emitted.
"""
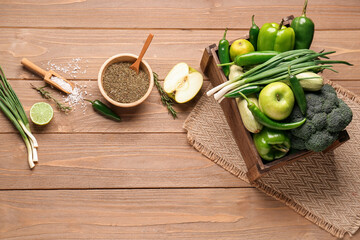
[174,72,203,103]
[164,62,203,104]
[164,62,189,93]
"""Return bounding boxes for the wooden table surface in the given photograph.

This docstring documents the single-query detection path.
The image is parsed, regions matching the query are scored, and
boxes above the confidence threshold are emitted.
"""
[1,1,359,239]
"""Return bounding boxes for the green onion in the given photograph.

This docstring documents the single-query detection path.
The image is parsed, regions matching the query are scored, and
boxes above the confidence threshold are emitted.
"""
[224,65,333,98]
[0,66,38,168]
[207,49,352,102]
[207,50,314,97]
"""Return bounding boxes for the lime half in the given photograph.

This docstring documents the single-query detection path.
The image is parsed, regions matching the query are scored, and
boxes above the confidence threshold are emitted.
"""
[30,102,54,125]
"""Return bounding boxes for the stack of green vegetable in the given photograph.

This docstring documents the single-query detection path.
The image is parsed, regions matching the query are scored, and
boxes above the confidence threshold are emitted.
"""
[208,0,353,161]
[0,67,38,169]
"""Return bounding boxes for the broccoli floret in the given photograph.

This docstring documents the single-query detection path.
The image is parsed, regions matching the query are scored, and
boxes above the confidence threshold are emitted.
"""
[287,84,352,152]
[322,94,339,113]
[291,121,316,139]
[290,135,307,150]
[327,99,353,132]
[287,104,304,122]
[306,92,323,109]
[321,84,337,96]
[305,131,339,152]
[306,93,322,119]
[311,112,327,130]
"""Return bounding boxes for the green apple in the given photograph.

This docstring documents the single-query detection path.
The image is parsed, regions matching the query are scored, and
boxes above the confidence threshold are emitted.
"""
[164,63,203,103]
[259,82,295,121]
[229,39,255,61]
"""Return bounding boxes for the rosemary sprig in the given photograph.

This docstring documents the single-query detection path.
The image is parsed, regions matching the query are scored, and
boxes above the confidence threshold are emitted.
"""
[153,72,177,119]
[31,83,72,113]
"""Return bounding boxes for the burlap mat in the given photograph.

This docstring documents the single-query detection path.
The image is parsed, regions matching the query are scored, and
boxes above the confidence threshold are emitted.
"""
[183,80,360,238]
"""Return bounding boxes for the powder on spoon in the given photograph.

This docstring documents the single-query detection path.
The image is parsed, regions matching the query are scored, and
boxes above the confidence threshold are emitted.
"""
[50,76,73,93]
[102,62,149,103]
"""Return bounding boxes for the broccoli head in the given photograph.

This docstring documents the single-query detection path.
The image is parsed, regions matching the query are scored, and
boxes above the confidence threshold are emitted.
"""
[288,84,352,152]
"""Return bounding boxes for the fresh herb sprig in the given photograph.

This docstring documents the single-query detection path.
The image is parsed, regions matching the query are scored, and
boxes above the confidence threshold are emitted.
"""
[31,84,72,113]
[153,72,177,119]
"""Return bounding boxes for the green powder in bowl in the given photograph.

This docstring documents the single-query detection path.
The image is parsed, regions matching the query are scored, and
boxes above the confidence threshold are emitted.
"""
[102,62,150,103]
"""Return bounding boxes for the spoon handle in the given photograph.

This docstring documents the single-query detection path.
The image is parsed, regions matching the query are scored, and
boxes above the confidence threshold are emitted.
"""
[21,58,48,77]
[137,33,154,62]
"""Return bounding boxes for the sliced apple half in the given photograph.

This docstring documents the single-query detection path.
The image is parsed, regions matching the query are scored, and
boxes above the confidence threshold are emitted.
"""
[164,63,203,103]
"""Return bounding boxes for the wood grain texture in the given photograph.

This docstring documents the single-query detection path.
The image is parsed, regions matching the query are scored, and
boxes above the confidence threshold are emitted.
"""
[0,188,344,240]
[0,28,358,80]
[0,133,246,189]
[1,0,360,238]
[1,0,360,30]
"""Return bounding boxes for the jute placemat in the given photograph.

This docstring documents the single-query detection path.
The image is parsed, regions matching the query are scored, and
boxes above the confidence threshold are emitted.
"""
[183,80,360,238]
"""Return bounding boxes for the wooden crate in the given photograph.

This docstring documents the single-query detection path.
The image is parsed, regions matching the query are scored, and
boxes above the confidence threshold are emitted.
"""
[200,43,350,183]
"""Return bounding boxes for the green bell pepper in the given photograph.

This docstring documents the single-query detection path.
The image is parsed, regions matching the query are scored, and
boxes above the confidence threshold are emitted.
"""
[257,19,295,52]
[253,127,291,161]
[291,0,315,49]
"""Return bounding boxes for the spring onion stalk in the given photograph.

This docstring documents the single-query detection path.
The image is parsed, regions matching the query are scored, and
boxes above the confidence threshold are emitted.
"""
[244,50,316,78]
[208,49,352,101]
[207,50,314,97]
[222,64,334,102]
[30,140,38,163]
[214,62,317,101]
[0,66,38,169]
[237,49,317,80]
[0,101,34,168]
[18,121,38,147]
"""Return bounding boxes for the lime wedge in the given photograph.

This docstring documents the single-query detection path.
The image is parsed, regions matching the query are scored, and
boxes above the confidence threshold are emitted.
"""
[30,102,54,125]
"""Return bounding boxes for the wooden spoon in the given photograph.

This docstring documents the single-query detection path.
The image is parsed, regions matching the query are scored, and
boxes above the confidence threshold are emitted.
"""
[130,33,154,74]
[21,58,75,94]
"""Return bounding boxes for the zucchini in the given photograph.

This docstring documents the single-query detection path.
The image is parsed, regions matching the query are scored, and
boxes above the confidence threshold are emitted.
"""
[236,96,263,133]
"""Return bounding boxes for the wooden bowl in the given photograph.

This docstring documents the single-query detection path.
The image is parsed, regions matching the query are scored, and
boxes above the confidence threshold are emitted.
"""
[98,53,154,107]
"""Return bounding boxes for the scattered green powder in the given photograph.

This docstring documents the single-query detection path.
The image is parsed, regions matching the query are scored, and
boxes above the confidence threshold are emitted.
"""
[103,62,149,103]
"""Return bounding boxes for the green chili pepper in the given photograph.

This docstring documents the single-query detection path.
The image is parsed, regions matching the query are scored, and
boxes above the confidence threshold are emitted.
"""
[234,51,279,67]
[257,19,295,52]
[218,51,279,67]
[253,127,291,161]
[225,85,263,98]
[291,0,315,49]
[218,28,230,77]
[249,15,260,51]
[85,99,121,122]
[288,67,307,115]
[239,92,306,130]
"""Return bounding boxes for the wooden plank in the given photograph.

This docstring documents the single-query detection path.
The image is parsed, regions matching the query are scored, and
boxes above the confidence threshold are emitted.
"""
[0,28,359,80]
[0,188,347,240]
[0,133,247,189]
[0,80,210,133]
[1,0,360,30]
